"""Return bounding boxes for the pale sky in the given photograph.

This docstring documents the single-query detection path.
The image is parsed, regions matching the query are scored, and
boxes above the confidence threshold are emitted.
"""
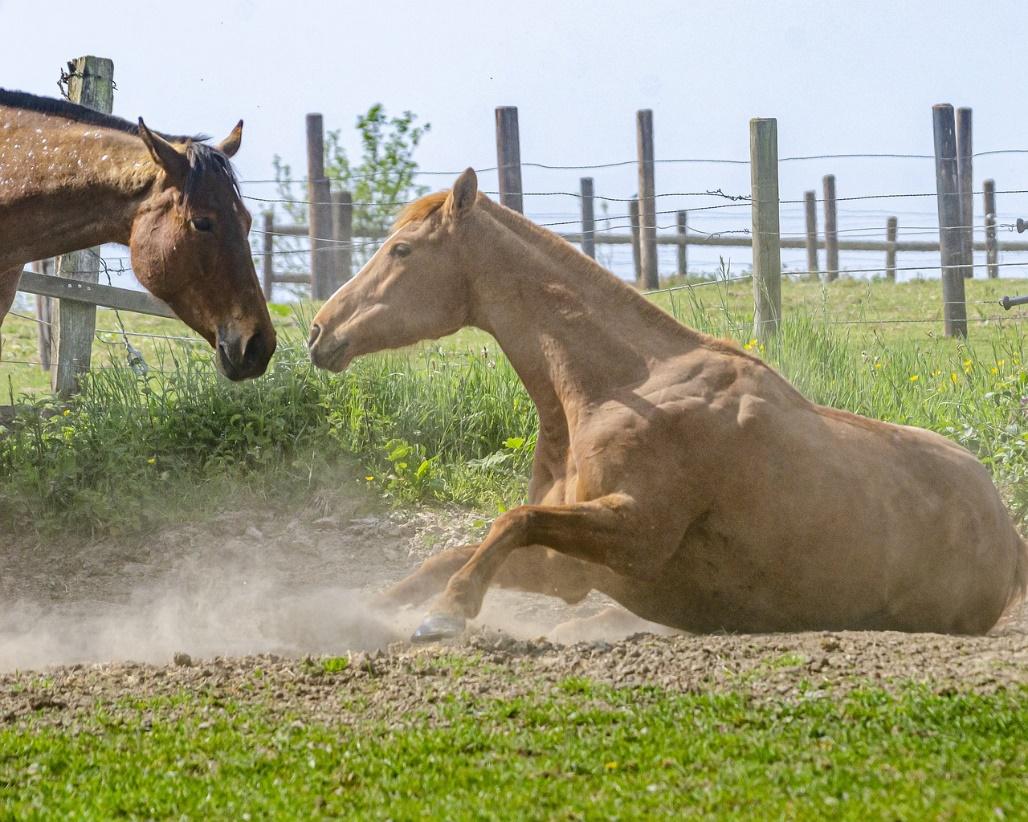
[4,0,1027,282]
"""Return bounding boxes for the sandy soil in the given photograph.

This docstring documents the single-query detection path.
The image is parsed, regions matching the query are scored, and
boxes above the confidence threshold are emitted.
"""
[1,496,1025,719]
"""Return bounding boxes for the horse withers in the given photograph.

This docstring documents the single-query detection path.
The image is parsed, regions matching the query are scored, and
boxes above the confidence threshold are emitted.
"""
[309,168,1027,641]
[0,90,274,379]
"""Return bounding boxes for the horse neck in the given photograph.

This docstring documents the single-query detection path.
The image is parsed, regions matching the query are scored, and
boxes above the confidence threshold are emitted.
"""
[0,106,157,269]
[466,199,698,429]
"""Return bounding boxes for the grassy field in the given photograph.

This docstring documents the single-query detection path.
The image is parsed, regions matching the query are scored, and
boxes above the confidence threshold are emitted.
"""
[1,680,1024,819]
[2,276,1027,534]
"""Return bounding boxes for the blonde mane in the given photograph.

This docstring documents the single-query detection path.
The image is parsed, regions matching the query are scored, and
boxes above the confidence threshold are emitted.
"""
[392,190,449,230]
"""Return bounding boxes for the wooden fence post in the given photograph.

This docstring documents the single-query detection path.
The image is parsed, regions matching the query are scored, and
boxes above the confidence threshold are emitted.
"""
[332,190,353,287]
[306,113,333,300]
[676,211,688,277]
[636,109,659,289]
[34,260,53,371]
[262,212,274,300]
[803,190,819,277]
[823,174,839,282]
[750,118,781,341]
[53,55,114,396]
[983,178,998,279]
[932,103,968,338]
[956,107,973,278]
[495,106,523,213]
[885,217,898,282]
[580,177,596,259]
[629,198,642,284]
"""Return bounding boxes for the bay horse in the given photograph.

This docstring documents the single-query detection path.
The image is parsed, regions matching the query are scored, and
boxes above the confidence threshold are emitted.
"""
[0,89,274,380]
[308,169,1027,641]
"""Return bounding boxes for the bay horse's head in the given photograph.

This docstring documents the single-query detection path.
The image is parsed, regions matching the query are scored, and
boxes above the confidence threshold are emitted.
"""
[308,169,479,372]
[130,121,275,380]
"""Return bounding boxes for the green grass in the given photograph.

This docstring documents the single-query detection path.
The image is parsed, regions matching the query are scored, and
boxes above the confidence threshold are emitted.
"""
[2,278,1027,535]
[1,684,1024,819]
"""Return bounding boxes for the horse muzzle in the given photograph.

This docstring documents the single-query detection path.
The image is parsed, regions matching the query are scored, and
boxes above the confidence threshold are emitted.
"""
[216,325,275,380]
[307,323,352,372]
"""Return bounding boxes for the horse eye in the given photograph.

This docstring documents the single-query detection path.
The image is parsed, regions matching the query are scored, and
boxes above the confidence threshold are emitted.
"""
[191,217,214,232]
[392,243,411,258]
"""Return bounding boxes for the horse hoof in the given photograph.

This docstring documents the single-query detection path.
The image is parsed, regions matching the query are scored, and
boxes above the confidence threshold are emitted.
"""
[411,613,466,644]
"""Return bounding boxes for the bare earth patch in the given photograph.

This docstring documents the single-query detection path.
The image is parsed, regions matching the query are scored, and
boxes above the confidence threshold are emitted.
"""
[1,496,1025,724]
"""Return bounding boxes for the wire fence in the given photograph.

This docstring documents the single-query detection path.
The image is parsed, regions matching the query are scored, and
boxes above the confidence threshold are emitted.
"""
[10,103,1028,392]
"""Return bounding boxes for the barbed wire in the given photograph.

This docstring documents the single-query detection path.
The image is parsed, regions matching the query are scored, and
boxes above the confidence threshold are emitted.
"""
[241,188,753,207]
[236,148,1028,186]
[245,186,1028,216]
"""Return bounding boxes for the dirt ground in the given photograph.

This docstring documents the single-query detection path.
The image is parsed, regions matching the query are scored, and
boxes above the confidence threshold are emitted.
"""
[1,495,1025,719]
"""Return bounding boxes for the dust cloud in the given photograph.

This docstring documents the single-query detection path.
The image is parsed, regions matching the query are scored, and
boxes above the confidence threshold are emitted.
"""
[0,503,653,672]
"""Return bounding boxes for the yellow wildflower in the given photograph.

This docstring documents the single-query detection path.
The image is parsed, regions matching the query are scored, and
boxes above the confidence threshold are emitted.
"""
[147,457,156,465]
[963,358,973,374]
[62,409,71,417]
[991,367,999,375]
[874,362,883,370]
[743,339,758,351]
[950,372,958,384]
[909,375,919,383]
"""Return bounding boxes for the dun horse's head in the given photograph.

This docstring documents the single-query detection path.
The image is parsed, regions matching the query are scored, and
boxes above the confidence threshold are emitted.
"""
[308,168,480,372]
[130,121,275,380]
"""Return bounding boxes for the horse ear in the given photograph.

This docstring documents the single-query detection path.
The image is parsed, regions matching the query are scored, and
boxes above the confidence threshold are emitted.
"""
[445,167,478,219]
[137,118,189,181]
[216,120,244,158]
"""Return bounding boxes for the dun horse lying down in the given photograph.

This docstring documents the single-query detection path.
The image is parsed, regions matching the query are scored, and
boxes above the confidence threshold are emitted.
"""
[309,169,1028,640]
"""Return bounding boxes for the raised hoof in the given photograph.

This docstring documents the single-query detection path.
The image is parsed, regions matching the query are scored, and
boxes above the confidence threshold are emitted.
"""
[411,613,466,644]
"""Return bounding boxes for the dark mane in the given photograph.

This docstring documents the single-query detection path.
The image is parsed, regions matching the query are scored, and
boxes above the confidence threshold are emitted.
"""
[183,142,241,203]
[0,88,204,144]
[1,88,239,198]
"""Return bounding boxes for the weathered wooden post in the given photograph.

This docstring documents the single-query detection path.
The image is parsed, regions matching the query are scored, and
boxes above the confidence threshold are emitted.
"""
[823,174,839,282]
[984,178,998,279]
[262,212,274,300]
[34,260,53,371]
[885,217,898,282]
[956,107,974,278]
[306,113,333,300]
[676,211,688,277]
[495,106,523,214]
[580,177,596,259]
[932,103,968,338]
[331,189,353,290]
[750,118,781,341]
[629,198,642,284]
[636,109,659,289]
[803,190,819,277]
[53,55,114,396]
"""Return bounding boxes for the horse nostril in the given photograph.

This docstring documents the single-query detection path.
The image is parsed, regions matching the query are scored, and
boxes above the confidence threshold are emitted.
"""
[243,329,264,365]
[308,323,323,349]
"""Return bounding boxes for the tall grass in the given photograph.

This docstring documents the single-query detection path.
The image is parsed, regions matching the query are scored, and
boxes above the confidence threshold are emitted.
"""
[1,283,1026,536]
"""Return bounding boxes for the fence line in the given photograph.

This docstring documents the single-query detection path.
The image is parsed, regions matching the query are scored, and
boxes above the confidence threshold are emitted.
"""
[12,77,1028,396]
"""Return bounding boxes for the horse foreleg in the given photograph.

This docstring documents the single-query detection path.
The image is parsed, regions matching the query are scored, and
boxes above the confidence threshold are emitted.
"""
[377,543,595,610]
[375,544,478,610]
[0,267,22,357]
[412,493,653,641]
